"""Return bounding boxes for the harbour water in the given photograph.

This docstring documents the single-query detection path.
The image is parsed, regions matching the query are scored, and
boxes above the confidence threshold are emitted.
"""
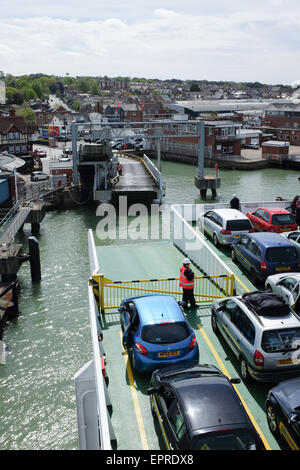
[0,161,299,449]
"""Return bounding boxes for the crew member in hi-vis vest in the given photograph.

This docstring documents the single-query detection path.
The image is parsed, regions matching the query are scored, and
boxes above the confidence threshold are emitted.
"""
[179,258,199,309]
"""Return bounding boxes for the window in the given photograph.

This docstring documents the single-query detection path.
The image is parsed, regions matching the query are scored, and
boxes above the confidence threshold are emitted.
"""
[262,328,300,353]
[254,209,264,218]
[141,322,189,344]
[271,214,295,225]
[240,235,249,247]
[265,246,298,262]
[281,278,298,292]
[226,220,252,231]
[247,240,259,257]
[168,402,187,441]
[233,308,255,344]
[223,300,238,321]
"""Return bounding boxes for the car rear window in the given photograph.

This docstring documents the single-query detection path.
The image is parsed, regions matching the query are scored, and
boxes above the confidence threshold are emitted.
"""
[192,429,260,450]
[141,322,190,344]
[261,328,300,353]
[271,214,295,225]
[265,246,298,262]
[226,220,252,231]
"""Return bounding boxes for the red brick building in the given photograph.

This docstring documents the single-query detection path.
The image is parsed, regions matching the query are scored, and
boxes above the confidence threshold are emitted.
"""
[261,102,300,146]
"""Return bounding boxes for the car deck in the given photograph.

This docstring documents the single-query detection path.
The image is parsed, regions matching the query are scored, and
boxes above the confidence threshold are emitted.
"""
[96,241,283,450]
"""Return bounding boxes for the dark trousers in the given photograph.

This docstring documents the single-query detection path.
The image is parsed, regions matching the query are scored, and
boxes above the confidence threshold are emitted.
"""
[182,289,196,307]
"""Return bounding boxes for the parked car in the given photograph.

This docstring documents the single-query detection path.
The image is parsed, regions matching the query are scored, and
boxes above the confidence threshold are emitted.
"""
[266,377,300,450]
[280,230,300,255]
[63,147,72,155]
[33,148,47,158]
[59,155,71,162]
[231,232,300,284]
[198,209,254,247]
[119,294,199,373]
[265,273,300,314]
[147,363,265,450]
[211,291,300,383]
[30,171,50,182]
[246,207,297,233]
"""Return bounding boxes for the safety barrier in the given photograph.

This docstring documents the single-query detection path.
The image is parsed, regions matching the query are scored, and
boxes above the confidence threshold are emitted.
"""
[171,204,237,295]
[90,272,235,313]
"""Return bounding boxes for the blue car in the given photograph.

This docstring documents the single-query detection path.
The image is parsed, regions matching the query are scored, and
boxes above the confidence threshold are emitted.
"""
[119,294,199,373]
[231,232,300,284]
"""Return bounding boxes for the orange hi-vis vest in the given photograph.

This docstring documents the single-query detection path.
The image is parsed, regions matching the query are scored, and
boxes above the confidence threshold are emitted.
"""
[179,266,194,290]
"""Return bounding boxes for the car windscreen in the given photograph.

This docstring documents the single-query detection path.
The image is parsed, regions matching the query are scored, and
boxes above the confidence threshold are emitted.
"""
[141,322,190,344]
[226,220,252,231]
[271,214,295,225]
[261,328,300,353]
[192,429,260,450]
[265,246,298,262]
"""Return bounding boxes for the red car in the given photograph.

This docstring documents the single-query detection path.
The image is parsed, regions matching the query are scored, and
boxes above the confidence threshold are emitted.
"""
[246,207,297,233]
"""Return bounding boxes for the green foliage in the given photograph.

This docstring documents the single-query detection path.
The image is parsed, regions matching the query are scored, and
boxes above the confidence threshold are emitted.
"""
[16,103,36,124]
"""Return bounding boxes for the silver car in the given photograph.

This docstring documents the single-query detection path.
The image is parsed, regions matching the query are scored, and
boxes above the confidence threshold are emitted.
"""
[198,208,254,247]
[280,231,300,255]
[211,292,300,383]
[265,273,300,314]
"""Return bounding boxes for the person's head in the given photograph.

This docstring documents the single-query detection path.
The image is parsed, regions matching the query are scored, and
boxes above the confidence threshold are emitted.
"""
[233,194,237,198]
[183,258,191,266]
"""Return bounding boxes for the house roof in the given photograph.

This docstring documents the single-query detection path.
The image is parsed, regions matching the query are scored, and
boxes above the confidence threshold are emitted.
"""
[0,116,35,134]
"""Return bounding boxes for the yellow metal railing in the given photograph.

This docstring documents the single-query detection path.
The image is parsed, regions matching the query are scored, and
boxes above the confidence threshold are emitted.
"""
[89,274,235,313]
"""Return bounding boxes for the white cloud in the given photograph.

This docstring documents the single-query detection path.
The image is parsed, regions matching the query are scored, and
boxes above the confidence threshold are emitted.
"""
[0,2,299,83]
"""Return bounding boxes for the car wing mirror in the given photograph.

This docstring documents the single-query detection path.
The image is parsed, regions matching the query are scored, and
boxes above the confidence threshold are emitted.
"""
[147,386,163,396]
[230,378,241,384]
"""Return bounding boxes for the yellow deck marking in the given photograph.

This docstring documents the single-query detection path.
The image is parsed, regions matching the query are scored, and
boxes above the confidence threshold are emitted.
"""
[197,324,271,450]
[119,332,149,450]
[234,274,251,293]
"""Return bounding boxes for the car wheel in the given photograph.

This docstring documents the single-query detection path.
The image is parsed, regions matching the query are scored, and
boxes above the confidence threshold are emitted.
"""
[239,357,251,383]
[211,313,219,335]
[213,233,219,247]
[231,249,236,262]
[266,402,280,437]
[130,348,136,371]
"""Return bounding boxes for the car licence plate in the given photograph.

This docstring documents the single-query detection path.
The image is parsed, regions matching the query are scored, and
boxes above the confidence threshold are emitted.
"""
[276,266,291,271]
[158,351,180,358]
[277,358,293,366]
[280,227,292,232]
[234,235,240,238]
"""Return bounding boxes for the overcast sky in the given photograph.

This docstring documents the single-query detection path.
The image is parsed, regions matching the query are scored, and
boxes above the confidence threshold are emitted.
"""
[0,0,300,85]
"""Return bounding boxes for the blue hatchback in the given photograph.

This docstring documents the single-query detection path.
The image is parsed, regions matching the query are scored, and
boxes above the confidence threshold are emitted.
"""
[119,294,199,373]
[231,232,300,284]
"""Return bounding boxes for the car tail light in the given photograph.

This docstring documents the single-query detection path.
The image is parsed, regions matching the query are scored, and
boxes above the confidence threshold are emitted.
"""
[135,342,148,356]
[221,229,231,235]
[189,337,197,350]
[254,350,264,366]
[249,228,255,233]
[260,260,267,271]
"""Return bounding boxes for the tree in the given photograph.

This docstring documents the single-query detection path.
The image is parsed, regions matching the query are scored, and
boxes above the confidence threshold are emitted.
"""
[16,104,36,124]
[190,83,200,92]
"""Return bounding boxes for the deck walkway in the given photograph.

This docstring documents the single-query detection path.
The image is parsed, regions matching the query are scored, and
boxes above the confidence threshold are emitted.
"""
[95,240,281,451]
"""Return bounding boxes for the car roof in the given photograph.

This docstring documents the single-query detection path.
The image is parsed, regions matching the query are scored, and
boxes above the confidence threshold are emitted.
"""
[247,232,296,248]
[257,207,292,215]
[235,297,300,329]
[132,295,184,325]
[271,378,300,414]
[209,209,248,220]
[172,376,249,432]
